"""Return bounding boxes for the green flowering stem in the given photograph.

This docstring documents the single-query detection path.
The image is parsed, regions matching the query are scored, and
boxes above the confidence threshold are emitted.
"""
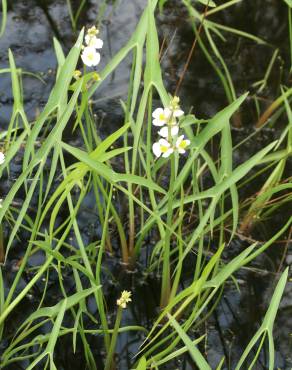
[160,153,175,308]
[104,307,123,370]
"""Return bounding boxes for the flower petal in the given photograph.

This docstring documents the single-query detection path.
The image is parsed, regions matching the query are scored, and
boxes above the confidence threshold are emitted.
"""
[175,135,184,147]
[152,107,164,119]
[85,35,104,49]
[173,109,184,117]
[85,34,91,45]
[153,118,165,127]
[162,148,174,158]
[91,52,101,66]
[158,138,171,147]
[93,38,103,49]
[164,107,172,118]
[158,125,179,138]
[152,142,162,157]
[171,125,179,136]
[81,52,92,66]
[158,127,169,137]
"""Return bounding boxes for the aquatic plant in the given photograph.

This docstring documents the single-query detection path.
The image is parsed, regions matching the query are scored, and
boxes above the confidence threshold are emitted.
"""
[0,0,291,369]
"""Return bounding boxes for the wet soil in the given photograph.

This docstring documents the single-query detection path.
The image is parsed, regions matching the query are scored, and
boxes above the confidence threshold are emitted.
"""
[0,0,292,369]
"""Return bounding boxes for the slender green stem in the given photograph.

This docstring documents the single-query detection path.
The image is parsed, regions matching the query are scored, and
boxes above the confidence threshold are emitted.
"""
[66,0,76,32]
[160,154,175,308]
[124,49,137,263]
[169,186,184,300]
[104,307,123,370]
[74,0,87,27]
[0,0,7,37]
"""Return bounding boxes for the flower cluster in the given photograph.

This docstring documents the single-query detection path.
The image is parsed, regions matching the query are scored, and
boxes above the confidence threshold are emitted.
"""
[81,26,103,67]
[152,97,190,158]
[116,290,132,309]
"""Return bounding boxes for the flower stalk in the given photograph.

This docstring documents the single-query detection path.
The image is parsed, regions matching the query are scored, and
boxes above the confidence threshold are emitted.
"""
[104,291,132,370]
[151,96,190,308]
[160,153,176,308]
[104,307,122,370]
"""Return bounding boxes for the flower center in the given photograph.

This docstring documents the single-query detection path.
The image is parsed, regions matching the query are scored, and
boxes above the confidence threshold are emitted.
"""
[179,140,187,149]
[159,113,166,121]
[160,145,169,153]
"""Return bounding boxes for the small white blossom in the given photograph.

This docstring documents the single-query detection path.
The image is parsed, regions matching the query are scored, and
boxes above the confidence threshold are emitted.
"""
[152,139,174,158]
[175,135,190,154]
[0,199,2,208]
[158,125,179,138]
[152,107,172,126]
[173,108,184,117]
[0,152,5,165]
[81,46,101,67]
[85,35,103,49]
[117,290,132,309]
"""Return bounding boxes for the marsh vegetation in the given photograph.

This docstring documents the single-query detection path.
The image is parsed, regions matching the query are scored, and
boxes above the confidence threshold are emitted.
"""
[0,0,291,369]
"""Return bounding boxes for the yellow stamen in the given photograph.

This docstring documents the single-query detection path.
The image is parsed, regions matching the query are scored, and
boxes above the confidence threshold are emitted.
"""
[179,140,188,149]
[160,145,169,153]
[92,72,100,81]
[88,26,99,36]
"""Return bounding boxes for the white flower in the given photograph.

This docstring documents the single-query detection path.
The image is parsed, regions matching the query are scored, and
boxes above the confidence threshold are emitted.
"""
[81,46,101,67]
[152,139,174,158]
[152,107,172,126]
[0,199,2,208]
[175,135,190,154]
[173,108,184,117]
[0,152,5,165]
[85,35,103,49]
[158,125,179,138]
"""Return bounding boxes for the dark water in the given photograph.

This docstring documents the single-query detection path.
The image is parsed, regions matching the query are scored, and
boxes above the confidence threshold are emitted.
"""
[0,0,292,369]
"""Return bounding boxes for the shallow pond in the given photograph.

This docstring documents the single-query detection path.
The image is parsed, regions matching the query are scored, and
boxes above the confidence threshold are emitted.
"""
[0,0,291,369]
